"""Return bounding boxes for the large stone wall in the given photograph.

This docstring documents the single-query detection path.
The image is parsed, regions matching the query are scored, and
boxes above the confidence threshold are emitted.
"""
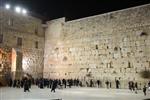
[44,4,150,88]
[0,8,44,78]
[44,18,65,78]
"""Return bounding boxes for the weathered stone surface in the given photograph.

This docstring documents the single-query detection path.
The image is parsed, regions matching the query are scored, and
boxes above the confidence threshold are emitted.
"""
[44,4,150,88]
[0,8,44,78]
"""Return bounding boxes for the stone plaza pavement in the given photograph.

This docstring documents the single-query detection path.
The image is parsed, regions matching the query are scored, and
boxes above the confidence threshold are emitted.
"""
[0,86,150,100]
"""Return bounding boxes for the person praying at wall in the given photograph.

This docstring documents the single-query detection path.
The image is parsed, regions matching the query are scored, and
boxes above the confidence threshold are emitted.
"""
[109,81,112,88]
[39,78,44,89]
[24,77,30,92]
[21,79,24,88]
[143,85,147,96]
[128,81,133,91]
[90,79,94,87]
[62,79,67,88]
[134,82,138,94]
[115,79,120,89]
[97,80,100,88]
[51,80,58,92]
[105,80,109,89]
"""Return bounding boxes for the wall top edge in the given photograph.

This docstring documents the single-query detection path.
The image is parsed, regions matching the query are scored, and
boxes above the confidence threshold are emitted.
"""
[66,3,150,23]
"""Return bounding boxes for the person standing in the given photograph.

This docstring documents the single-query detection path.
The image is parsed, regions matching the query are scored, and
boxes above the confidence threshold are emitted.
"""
[24,78,30,92]
[148,81,150,91]
[128,81,132,91]
[13,79,17,88]
[39,78,44,89]
[90,79,94,87]
[115,79,120,89]
[134,82,138,94]
[62,79,66,88]
[148,81,150,87]
[97,80,100,88]
[109,81,112,88]
[105,81,109,89]
[51,80,58,92]
[16,80,20,88]
[21,79,24,88]
[143,85,147,96]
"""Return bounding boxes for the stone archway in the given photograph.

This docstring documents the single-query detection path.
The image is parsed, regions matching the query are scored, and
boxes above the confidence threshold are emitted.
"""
[0,47,12,86]
[0,47,23,86]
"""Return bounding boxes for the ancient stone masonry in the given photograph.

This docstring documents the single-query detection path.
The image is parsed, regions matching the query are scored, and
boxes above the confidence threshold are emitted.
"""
[44,4,150,88]
[0,8,44,79]
[0,4,150,88]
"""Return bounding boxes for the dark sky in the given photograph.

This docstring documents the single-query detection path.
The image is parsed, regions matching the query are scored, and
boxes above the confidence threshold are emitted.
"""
[1,0,150,21]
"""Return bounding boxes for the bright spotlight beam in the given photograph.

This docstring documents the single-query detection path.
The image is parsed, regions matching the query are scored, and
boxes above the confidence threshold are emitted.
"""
[15,6,21,13]
[22,9,27,15]
[5,4,11,9]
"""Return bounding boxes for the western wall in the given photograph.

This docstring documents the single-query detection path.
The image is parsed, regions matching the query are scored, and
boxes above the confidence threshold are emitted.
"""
[44,4,150,88]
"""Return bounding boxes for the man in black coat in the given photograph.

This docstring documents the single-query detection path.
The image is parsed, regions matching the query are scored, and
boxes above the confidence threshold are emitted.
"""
[143,85,147,96]
[115,79,120,89]
[62,79,67,88]
[51,80,58,92]
[24,78,30,92]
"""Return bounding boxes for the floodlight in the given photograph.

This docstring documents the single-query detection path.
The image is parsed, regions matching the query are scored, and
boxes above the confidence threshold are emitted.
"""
[22,9,27,15]
[5,4,10,9]
[15,6,21,13]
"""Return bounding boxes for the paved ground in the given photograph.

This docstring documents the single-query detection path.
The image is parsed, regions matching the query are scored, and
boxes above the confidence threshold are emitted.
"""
[0,86,150,100]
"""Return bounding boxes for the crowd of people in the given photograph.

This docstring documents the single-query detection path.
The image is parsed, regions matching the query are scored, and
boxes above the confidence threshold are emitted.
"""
[128,80,150,96]
[7,77,150,96]
[8,77,31,92]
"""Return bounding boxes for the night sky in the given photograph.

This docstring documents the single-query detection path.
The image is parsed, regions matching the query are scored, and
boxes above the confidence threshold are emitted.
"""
[1,0,150,21]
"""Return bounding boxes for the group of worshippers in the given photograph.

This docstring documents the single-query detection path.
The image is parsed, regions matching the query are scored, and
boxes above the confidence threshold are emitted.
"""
[8,77,150,95]
[33,78,150,95]
[35,78,81,92]
[87,79,120,89]
[9,78,121,93]
[8,78,82,92]
[128,81,150,95]
[8,77,32,92]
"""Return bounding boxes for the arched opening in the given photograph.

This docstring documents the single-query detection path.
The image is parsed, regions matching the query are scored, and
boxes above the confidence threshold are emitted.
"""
[11,48,23,80]
[0,47,23,86]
